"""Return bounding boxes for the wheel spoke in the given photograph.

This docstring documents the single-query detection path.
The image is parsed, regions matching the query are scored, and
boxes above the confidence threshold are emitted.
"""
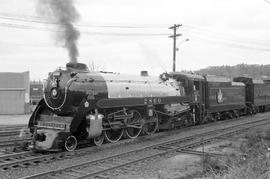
[143,111,158,135]
[105,128,124,143]
[125,110,143,139]
[64,135,77,151]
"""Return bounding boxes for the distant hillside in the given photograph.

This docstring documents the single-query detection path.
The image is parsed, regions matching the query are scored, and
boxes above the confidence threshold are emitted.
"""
[195,64,270,79]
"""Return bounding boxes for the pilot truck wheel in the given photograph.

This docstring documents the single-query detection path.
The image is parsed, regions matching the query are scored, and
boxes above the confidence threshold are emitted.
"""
[93,132,105,146]
[64,135,77,151]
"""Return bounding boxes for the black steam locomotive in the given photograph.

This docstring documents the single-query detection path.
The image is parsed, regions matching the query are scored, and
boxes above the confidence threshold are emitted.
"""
[28,63,270,151]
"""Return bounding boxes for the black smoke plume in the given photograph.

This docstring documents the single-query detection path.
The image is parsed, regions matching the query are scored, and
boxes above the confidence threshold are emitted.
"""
[36,0,80,63]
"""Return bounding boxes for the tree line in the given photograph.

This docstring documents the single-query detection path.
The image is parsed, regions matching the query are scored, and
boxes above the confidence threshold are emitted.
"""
[195,64,270,79]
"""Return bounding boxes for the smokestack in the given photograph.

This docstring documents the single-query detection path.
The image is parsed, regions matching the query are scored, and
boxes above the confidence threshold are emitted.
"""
[36,0,80,63]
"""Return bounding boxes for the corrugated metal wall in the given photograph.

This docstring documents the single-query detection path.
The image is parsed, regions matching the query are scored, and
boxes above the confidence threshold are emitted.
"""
[0,89,25,114]
[0,72,30,114]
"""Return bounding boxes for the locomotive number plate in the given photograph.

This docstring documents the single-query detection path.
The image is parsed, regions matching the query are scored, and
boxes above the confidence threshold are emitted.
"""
[37,121,66,130]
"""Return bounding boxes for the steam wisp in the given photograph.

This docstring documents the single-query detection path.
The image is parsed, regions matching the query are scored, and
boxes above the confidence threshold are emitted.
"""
[37,0,80,63]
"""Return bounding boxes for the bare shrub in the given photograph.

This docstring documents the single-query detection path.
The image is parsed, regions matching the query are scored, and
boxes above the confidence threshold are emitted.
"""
[207,129,270,179]
[260,129,270,141]
[203,154,227,173]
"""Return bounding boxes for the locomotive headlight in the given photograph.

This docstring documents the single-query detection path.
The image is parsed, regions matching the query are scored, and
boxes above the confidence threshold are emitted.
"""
[51,88,58,98]
[84,101,89,108]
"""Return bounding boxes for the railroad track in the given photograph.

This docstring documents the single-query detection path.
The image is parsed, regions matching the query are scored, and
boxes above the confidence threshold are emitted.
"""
[0,124,26,129]
[20,117,270,179]
[0,130,20,137]
[0,138,31,148]
[0,119,232,168]
[0,117,238,170]
[0,125,27,137]
[0,125,30,151]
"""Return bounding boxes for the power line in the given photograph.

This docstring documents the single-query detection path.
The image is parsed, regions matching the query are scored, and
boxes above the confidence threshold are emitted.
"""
[1,12,269,50]
[185,31,270,51]
[183,24,270,47]
[82,31,170,36]
[0,42,53,48]
[0,22,170,37]
[0,12,171,37]
[0,21,269,51]
[0,12,169,29]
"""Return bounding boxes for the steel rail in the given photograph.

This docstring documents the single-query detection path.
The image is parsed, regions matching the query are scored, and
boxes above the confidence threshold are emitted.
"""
[0,138,30,148]
[0,130,20,137]
[0,125,28,138]
[21,117,270,179]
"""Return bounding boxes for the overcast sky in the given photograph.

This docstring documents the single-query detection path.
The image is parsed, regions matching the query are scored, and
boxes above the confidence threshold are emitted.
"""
[0,0,270,80]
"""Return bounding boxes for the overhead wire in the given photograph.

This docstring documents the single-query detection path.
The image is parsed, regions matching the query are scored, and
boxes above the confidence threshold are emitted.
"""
[0,12,169,29]
[0,12,269,51]
[0,41,54,48]
[183,24,270,46]
[182,24,270,51]
[183,30,270,52]
[0,23,171,36]
[0,22,170,36]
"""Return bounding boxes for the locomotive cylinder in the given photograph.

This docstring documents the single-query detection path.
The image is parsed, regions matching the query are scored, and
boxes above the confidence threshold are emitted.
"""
[86,113,103,138]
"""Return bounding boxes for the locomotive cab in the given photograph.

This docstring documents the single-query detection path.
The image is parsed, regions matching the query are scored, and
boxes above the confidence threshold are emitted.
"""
[168,72,205,124]
[169,72,205,104]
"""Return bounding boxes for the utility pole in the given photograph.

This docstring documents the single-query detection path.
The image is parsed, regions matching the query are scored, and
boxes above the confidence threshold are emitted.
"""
[169,24,182,72]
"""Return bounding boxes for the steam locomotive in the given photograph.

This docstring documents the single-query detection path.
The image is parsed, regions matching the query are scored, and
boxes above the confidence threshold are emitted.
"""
[28,62,270,151]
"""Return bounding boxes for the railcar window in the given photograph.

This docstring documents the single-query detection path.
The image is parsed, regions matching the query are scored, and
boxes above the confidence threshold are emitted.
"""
[194,81,200,91]
[179,85,185,96]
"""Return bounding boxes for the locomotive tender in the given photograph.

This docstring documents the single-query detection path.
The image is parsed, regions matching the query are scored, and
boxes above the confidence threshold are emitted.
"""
[28,63,270,151]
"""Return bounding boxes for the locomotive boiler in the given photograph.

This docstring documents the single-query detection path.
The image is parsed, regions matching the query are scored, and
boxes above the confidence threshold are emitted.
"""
[28,63,191,151]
